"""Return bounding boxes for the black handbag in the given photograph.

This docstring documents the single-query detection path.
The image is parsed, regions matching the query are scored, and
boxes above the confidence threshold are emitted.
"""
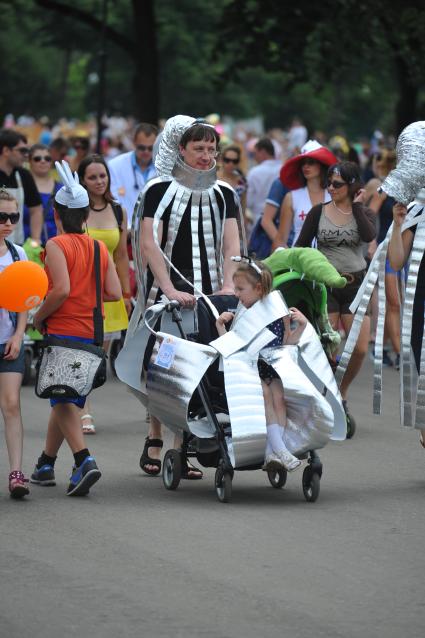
[35,240,107,399]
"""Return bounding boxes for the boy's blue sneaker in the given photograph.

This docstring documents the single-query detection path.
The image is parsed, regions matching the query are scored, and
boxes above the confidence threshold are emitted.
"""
[30,464,56,486]
[67,456,101,497]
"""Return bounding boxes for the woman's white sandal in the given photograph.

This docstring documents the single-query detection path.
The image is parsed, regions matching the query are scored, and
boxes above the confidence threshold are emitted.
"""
[81,414,96,435]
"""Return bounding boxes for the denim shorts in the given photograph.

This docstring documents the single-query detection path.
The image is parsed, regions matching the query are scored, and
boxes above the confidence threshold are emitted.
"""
[48,334,94,409]
[0,342,25,374]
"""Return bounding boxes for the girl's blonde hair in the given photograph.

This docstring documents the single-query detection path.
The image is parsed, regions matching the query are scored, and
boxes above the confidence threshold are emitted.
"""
[233,258,273,298]
[0,188,18,209]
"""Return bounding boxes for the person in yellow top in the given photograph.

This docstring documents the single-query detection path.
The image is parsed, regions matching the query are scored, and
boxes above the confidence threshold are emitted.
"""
[78,154,131,433]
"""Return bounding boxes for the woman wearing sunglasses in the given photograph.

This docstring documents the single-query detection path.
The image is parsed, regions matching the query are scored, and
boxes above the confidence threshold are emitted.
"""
[24,144,62,243]
[275,140,337,247]
[0,189,30,498]
[296,161,376,423]
[217,145,247,213]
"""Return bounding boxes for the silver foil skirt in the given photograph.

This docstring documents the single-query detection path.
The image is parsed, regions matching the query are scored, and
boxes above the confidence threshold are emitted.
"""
[221,351,268,467]
[147,332,218,434]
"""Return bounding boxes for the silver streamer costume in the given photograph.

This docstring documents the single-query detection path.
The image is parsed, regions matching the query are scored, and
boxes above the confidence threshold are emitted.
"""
[336,121,425,429]
[116,114,246,400]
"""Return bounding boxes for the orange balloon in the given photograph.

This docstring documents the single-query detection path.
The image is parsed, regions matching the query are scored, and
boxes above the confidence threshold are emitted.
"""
[0,261,48,312]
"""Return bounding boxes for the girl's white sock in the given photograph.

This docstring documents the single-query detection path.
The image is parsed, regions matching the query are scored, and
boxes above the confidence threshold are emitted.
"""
[266,423,288,454]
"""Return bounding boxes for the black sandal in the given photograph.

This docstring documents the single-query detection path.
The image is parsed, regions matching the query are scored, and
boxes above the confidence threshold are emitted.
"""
[182,460,203,480]
[140,437,163,475]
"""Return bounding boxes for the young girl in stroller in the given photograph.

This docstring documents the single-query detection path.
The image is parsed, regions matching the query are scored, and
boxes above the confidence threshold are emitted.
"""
[216,258,308,473]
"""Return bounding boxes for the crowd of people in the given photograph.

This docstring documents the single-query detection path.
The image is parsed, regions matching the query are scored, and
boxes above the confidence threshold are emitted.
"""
[0,112,413,500]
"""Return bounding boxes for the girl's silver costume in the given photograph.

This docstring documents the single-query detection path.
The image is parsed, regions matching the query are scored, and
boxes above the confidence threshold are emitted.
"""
[336,121,425,429]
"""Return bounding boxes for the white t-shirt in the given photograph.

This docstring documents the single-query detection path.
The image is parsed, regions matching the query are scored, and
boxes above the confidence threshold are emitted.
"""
[247,159,281,223]
[291,187,331,245]
[0,243,28,344]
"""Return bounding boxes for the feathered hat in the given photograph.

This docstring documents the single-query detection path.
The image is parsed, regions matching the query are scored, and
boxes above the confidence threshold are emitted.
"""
[54,160,89,208]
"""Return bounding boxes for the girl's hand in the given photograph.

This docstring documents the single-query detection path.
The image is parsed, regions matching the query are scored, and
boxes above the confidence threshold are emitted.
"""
[216,311,234,335]
[284,307,308,345]
[289,307,307,326]
[216,311,234,327]
[3,333,23,360]
[393,202,408,227]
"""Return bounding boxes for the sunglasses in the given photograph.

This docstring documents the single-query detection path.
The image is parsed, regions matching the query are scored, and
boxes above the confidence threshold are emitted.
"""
[302,158,319,166]
[223,157,239,164]
[32,155,52,163]
[12,146,29,155]
[327,180,347,189]
[137,145,153,152]
[0,212,20,224]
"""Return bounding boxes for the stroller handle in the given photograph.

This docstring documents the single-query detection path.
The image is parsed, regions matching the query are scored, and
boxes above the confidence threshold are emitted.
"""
[143,300,183,336]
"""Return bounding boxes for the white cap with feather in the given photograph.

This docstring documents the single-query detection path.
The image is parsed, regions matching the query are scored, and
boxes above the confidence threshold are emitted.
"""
[54,160,89,208]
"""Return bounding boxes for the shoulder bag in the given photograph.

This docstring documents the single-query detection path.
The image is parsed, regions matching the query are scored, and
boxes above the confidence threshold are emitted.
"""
[35,240,107,399]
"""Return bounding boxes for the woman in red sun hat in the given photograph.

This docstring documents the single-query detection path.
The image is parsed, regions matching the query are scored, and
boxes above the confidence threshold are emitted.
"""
[274,140,337,248]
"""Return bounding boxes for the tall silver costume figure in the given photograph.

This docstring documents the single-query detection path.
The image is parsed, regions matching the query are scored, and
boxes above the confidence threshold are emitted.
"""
[336,121,425,430]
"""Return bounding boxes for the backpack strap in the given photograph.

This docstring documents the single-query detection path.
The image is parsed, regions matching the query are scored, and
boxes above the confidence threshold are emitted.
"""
[111,201,124,232]
[3,240,20,327]
[4,239,20,262]
[92,240,104,346]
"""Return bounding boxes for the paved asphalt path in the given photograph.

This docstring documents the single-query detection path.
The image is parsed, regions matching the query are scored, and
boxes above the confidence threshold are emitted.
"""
[0,356,424,638]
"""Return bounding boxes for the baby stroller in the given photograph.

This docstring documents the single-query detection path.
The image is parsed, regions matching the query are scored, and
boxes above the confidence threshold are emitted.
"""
[137,285,346,504]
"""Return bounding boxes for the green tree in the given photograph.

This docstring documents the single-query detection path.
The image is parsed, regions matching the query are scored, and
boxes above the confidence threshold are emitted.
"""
[215,0,425,133]
[33,0,159,122]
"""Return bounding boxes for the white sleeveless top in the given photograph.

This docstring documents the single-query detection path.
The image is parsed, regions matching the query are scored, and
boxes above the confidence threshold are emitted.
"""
[291,186,330,245]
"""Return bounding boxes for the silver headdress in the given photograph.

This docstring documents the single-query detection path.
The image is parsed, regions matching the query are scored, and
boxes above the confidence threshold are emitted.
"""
[380,121,425,205]
[55,160,89,208]
[154,114,196,177]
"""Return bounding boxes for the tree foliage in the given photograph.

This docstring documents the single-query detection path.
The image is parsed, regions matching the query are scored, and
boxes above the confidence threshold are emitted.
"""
[0,0,424,136]
[215,0,425,133]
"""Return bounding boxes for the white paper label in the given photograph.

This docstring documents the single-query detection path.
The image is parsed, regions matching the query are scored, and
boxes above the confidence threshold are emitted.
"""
[154,337,177,369]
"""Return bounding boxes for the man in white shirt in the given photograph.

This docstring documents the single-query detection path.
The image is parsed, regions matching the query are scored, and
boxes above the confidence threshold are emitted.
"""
[108,123,158,228]
[246,137,281,228]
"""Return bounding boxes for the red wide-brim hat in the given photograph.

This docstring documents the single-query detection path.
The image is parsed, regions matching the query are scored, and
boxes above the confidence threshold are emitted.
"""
[280,142,338,190]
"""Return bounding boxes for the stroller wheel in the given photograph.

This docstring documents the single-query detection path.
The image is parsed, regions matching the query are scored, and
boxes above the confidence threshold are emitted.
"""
[163,450,182,490]
[267,468,287,489]
[302,467,320,503]
[345,413,356,439]
[215,465,232,503]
